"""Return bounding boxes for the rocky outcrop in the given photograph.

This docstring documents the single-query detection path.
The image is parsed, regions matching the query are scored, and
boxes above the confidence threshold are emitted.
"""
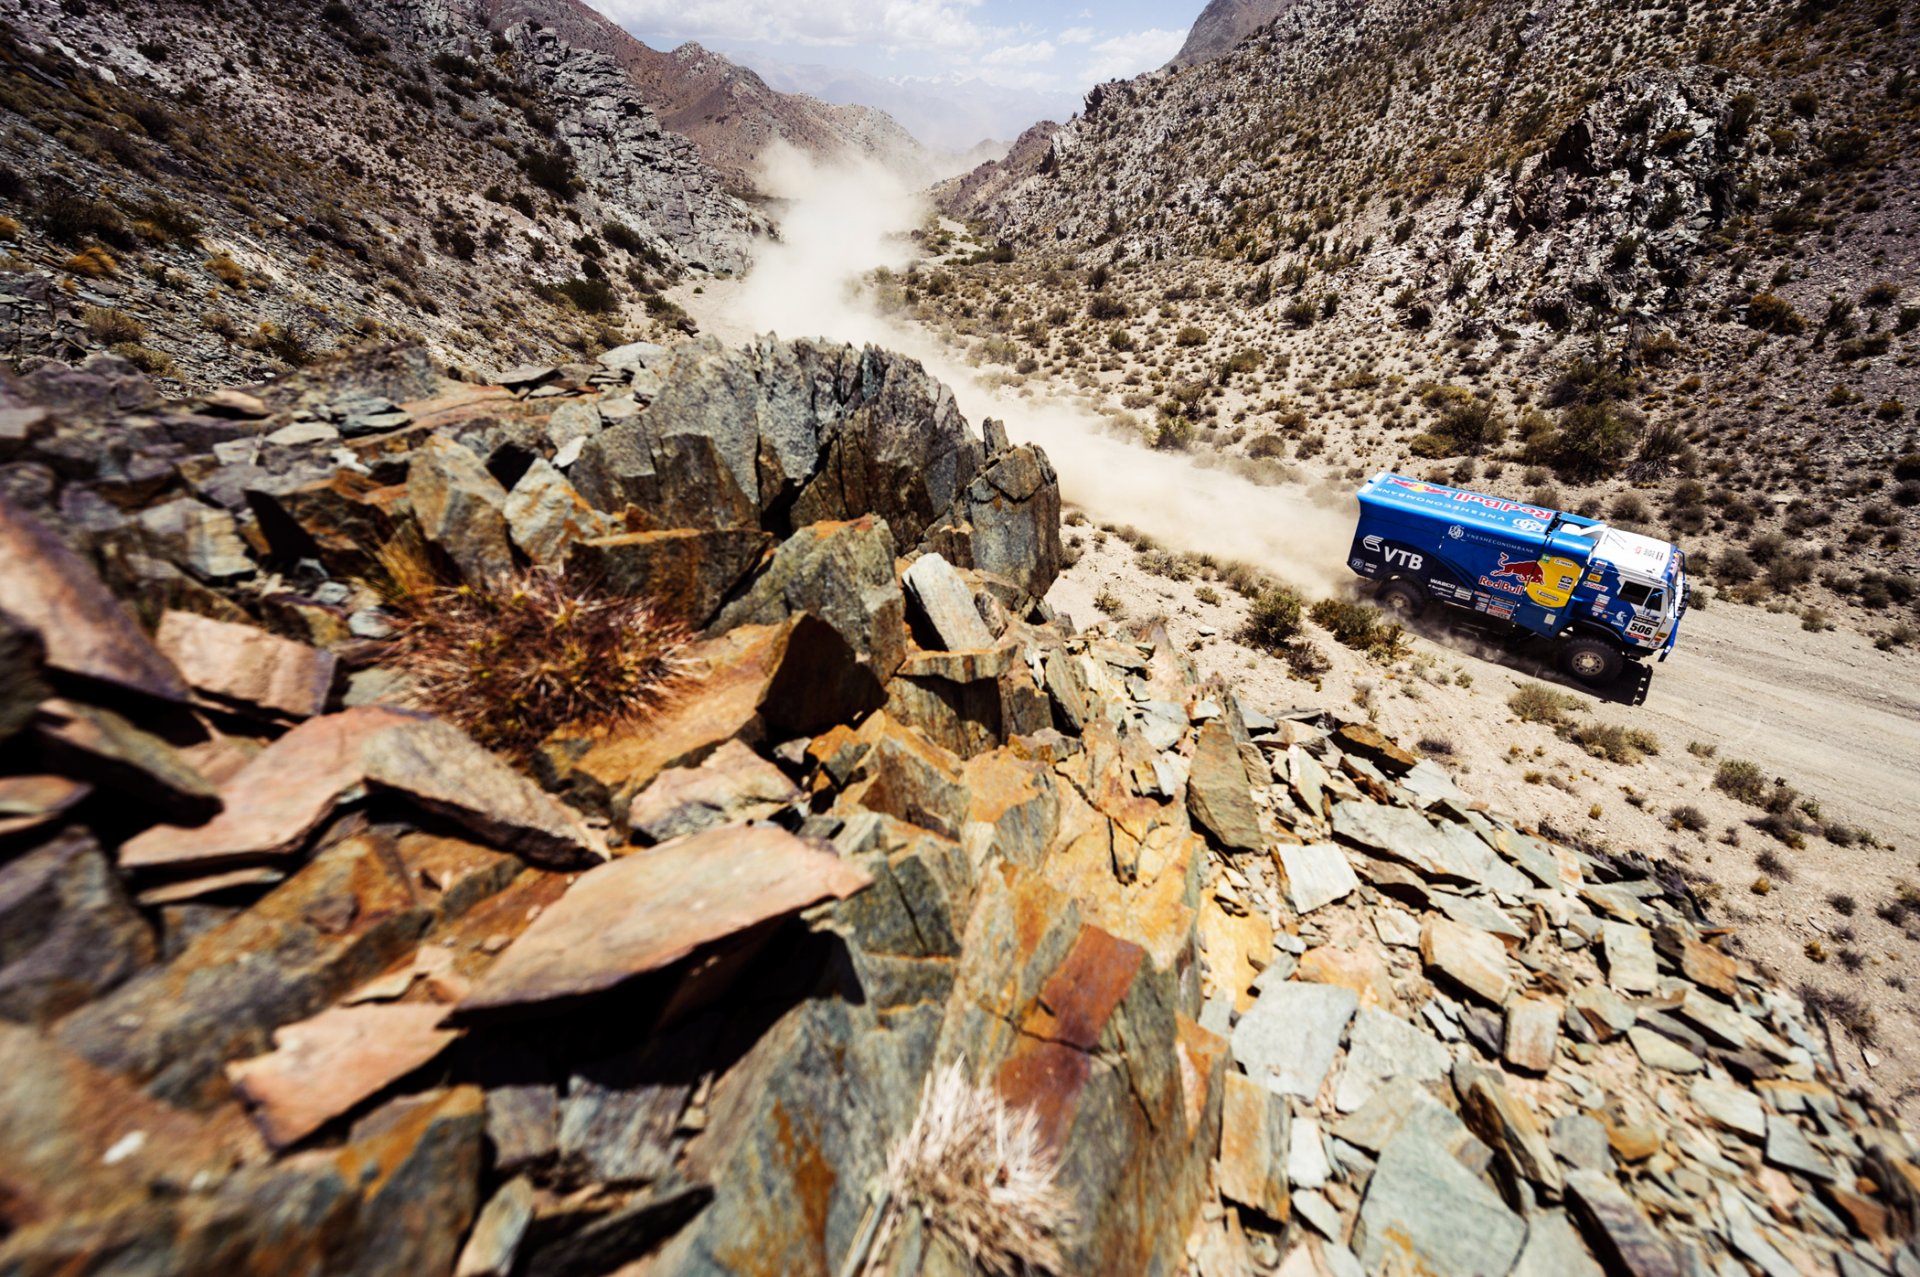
[1166,0,1299,68]
[0,338,1914,1277]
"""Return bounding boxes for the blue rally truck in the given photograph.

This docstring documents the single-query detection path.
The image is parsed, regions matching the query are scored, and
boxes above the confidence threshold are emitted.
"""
[1345,472,1688,686]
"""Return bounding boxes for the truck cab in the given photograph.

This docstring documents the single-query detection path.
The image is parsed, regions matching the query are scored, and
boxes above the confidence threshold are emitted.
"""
[1346,473,1688,685]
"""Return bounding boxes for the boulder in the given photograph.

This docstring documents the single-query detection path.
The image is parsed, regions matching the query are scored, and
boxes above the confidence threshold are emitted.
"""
[408,435,515,586]
[504,458,608,568]
[1188,718,1263,853]
[709,516,906,680]
[32,698,221,823]
[0,494,189,702]
[901,551,995,651]
[916,443,1063,602]
[0,830,155,1025]
[456,824,872,1020]
[155,609,337,721]
[119,707,602,873]
[58,831,439,1109]
[624,740,801,845]
[566,527,772,626]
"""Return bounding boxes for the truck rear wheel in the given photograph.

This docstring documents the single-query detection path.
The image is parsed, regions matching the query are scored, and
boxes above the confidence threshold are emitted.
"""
[1377,580,1426,620]
[1558,636,1622,686]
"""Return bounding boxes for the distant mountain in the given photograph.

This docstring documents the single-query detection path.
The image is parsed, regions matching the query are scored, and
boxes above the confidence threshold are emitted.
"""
[477,3,936,188]
[747,58,1074,158]
[1166,0,1297,67]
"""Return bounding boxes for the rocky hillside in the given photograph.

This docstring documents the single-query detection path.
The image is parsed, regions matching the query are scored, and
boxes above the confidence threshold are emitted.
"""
[2,337,1918,1275]
[1167,0,1297,67]
[934,0,1920,639]
[0,0,767,391]
[471,0,940,189]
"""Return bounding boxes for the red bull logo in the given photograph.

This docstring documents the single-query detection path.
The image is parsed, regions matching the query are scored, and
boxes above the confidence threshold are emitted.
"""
[1488,552,1545,586]
[1485,553,1583,608]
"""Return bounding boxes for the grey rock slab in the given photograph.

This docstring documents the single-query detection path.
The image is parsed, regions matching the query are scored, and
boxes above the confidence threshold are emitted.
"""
[902,553,994,651]
[1354,1129,1527,1277]
[596,341,670,375]
[1628,1025,1705,1074]
[1432,891,1527,943]
[1398,758,1470,808]
[1334,1076,1468,1156]
[1719,1188,1804,1277]
[1232,981,1358,1100]
[1691,1077,1766,1140]
[455,1176,536,1277]
[1511,1210,1605,1277]
[1287,1115,1331,1189]
[1372,907,1422,948]
[1277,843,1359,914]
[1601,921,1659,994]
[1335,1006,1451,1113]
[1764,1112,1836,1181]
[1551,1113,1615,1174]
[1290,1189,1343,1240]
[1563,1169,1683,1277]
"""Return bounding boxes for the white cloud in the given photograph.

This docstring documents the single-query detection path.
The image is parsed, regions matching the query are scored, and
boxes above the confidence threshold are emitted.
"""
[981,39,1055,66]
[1078,27,1183,83]
[594,0,995,52]
[1056,25,1095,44]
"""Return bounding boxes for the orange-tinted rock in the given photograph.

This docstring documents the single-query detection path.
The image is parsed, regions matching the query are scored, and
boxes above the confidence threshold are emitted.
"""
[155,609,336,720]
[1298,944,1397,1010]
[120,706,600,873]
[1332,722,1418,777]
[568,527,773,627]
[246,469,406,576]
[456,824,872,1020]
[33,698,220,823]
[0,494,189,702]
[839,712,969,839]
[228,1003,463,1148]
[1199,895,1273,1013]
[624,739,800,845]
[0,773,91,841]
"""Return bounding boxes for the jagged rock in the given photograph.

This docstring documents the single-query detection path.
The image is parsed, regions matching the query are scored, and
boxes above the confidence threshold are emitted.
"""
[0,494,189,702]
[120,706,601,873]
[155,609,336,721]
[1503,994,1562,1072]
[915,444,1063,601]
[1564,1169,1684,1277]
[135,497,256,581]
[504,458,607,568]
[1188,718,1263,853]
[408,435,514,586]
[227,1002,462,1148]
[1421,915,1512,1004]
[0,830,155,1025]
[0,774,91,842]
[1277,843,1359,913]
[901,551,995,651]
[57,831,441,1108]
[562,616,881,820]
[456,1177,537,1277]
[836,712,970,840]
[710,516,906,680]
[32,698,220,823]
[566,527,772,626]
[1219,1071,1291,1221]
[624,739,800,845]
[457,824,871,1020]
[596,341,669,375]
[247,470,405,576]
[0,609,48,742]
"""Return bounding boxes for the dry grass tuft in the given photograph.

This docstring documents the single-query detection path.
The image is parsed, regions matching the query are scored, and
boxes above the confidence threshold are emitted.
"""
[383,554,692,764]
[876,1058,1073,1276]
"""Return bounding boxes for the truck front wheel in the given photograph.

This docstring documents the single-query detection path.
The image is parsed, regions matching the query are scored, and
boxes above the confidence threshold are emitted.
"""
[1377,580,1426,620]
[1558,636,1622,686]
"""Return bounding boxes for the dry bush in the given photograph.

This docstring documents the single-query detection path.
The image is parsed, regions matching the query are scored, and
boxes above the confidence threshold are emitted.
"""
[382,556,692,764]
[1309,598,1407,661]
[1508,681,1583,726]
[1566,721,1660,764]
[874,1058,1073,1277]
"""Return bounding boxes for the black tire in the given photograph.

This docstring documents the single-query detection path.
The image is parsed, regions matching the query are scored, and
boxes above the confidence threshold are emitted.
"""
[1558,635,1622,686]
[1377,580,1427,620]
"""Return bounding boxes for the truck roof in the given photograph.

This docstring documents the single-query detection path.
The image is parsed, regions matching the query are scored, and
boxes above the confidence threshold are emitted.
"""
[1356,472,1600,541]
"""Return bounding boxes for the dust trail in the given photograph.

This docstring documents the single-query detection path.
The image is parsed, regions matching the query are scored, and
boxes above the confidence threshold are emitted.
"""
[697,143,1358,595]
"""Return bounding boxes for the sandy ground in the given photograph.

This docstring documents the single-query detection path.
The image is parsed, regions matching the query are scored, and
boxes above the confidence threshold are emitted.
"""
[672,262,1920,1121]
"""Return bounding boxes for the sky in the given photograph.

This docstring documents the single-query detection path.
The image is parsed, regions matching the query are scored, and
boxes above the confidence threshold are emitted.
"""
[591,0,1194,105]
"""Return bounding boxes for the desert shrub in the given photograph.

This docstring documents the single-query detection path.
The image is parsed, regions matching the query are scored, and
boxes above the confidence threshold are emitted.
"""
[1087,294,1128,321]
[206,252,248,287]
[1309,598,1407,661]
[1108,329,1136,352]
[1746,293,1804,333]
[545,276,616,313]
[1670,804,1709,832]
[1436,397,1506,453]
[1175,325,1208,347]
[64,247,117,278]
[1282,297,1317,328]
[1545,355,1637,408]
[36,186,132,247]
[1527,402,1644,482]
[1509,681,1583,726]
[1714,757,1769,804]
[385,565,691,764]
[82,306,145,343]
[520,145,577,198]
[1567,721,1660,764]
[1241,587,1304,650]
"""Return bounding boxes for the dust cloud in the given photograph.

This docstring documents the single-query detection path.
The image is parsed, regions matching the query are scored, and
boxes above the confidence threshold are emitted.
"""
[704,143,1359,595]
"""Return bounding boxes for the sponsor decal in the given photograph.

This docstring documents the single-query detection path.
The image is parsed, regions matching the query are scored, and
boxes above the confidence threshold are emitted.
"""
[1477,575,1526,596]
[1447,524,1466,540]
[1512,518,1546,533]
[1486,603,1514,619]
[1360,535,1424,570]
[1488,552,1582,609]
[1385,478,1555,519]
